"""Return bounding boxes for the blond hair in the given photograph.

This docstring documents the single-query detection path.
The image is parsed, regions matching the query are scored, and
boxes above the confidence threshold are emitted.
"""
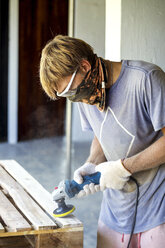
[40,35,94,99]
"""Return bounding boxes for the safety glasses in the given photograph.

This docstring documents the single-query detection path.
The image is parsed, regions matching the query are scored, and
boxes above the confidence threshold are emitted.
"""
[57,70,77,97]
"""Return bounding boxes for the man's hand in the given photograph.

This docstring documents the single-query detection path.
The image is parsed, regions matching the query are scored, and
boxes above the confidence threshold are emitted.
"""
[96,159,131,190]
[73,162,100,197]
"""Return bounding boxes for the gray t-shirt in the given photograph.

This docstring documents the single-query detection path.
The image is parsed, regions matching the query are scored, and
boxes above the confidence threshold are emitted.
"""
[77,60,165,233]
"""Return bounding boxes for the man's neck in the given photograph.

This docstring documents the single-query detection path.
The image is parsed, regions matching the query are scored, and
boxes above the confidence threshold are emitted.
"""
[104,60,122,88]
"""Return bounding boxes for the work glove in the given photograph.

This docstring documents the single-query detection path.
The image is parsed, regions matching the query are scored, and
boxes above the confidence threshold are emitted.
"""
[96,159,131,190]
[73,162,100,198]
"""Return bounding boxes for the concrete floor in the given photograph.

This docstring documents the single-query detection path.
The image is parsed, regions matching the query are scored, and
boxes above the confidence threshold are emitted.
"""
[0,137,102,248]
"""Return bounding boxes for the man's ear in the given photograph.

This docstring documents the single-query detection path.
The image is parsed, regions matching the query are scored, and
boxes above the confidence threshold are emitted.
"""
[80,59,91,73]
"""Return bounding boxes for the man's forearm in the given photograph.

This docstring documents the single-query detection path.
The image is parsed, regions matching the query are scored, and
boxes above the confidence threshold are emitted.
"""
[124,134,165,174]
[86,136,107,165]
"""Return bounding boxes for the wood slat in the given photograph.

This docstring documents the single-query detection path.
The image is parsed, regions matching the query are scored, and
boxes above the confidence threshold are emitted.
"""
[0,190,31,232]
[0,165,56,230]
[0,228,83,247]
[0,226,83,238]
[0,236,33,248]
[35,231,83,248]
[0,222,5,233]
[0,160,82,228]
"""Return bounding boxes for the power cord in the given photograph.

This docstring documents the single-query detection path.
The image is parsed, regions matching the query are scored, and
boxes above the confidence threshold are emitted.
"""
[127,176,140,248]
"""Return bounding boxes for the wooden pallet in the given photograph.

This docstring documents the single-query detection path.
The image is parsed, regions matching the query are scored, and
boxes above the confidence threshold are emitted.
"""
[0,160,83,248]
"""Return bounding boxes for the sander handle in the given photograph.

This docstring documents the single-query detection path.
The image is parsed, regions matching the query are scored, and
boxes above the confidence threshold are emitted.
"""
[65,172,101,198]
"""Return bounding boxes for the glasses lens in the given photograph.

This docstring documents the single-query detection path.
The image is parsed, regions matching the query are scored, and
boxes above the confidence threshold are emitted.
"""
[58,89,77,97]
[57,70,77,97]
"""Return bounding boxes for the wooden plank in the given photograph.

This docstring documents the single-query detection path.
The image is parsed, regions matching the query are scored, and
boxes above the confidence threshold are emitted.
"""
[0,165,56,230]
[0,236,33,248]
[0,222,4,233]
[0,190,31,232]
[0,226,83,237]
[0,229,83,248]
[24,236,35,248]
[0,160,82,228]
[37,230,83,248]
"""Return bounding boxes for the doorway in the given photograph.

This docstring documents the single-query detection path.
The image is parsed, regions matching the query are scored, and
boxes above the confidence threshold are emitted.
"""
[18,0,68,140]
[0,0,9,141]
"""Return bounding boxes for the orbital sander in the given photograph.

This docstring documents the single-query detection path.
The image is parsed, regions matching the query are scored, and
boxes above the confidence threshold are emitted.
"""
[52,172,101,217]
[52,172,140,248]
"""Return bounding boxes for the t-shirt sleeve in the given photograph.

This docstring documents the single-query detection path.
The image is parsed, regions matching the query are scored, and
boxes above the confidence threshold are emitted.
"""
[77,103,93,131]
[144,69,165,131]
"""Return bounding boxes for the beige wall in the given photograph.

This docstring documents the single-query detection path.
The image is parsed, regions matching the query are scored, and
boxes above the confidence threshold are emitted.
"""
[74,0,105,57]
[121,0,165,71]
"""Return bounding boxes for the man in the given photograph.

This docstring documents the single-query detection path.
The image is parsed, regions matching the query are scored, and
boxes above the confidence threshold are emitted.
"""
[40,35,165,248]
